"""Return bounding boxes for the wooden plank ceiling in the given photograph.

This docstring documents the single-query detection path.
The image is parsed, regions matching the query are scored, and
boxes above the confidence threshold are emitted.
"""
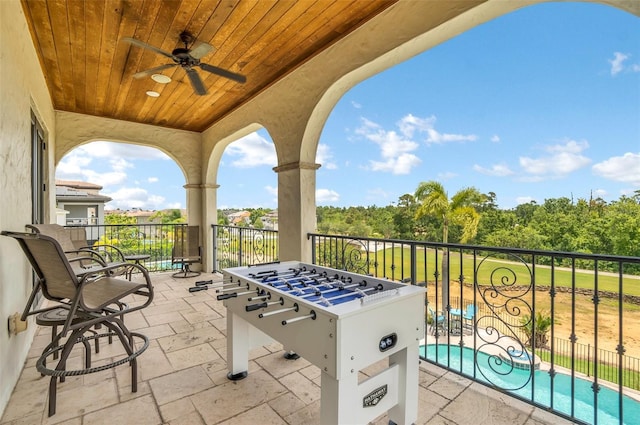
[21,0,398,133]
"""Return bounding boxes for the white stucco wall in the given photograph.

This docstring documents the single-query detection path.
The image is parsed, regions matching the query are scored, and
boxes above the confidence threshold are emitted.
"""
[0,0,56,418]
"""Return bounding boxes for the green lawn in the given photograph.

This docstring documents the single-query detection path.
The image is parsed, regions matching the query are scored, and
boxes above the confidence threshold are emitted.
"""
[358,246,640,296]
[536,349,640,391]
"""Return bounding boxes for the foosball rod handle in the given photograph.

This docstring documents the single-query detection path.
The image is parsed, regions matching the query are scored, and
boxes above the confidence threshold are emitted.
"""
[245,302,267,312]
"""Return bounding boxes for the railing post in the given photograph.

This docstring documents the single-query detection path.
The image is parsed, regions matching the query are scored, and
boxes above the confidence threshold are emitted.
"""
[309,234,316,265]
[587,343,591,377]
[212,225,218,272]
[410,242,417,285]
[238,227,243,267]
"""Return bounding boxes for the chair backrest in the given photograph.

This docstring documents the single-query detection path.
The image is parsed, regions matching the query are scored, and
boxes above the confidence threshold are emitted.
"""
[26,224,77,253]
[66,226,89,250]
[465,304,478,317]
[2,231,79,301]
[174,225,201,258]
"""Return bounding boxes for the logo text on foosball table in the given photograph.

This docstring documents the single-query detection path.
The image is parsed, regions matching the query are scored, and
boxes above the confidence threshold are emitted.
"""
[363,384,388,407]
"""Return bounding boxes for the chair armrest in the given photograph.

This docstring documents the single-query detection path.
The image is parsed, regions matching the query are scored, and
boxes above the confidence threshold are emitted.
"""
[83,244,127,262]
[68,254,108,272]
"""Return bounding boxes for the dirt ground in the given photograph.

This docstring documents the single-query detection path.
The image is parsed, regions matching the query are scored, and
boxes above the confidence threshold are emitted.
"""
[437,283,640,359]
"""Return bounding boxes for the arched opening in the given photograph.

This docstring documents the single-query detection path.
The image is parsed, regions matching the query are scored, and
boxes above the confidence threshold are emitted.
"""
[56,141,187,223]
[316,1,638,215]
[216,129,278,215]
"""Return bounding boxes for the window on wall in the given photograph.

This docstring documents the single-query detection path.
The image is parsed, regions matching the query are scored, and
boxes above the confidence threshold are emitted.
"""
[31,111,46,224]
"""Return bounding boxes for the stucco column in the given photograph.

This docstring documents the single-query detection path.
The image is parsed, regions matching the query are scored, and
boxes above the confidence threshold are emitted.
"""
[184,183,204,272]
[202,183,219,272]
[274,161,320,263]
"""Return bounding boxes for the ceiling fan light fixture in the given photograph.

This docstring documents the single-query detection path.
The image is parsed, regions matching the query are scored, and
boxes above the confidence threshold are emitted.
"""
[151,74,172,84]
[146,90,160,98]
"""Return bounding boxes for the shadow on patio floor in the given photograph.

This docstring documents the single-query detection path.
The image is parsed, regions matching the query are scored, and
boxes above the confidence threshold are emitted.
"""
[0,272,570,425]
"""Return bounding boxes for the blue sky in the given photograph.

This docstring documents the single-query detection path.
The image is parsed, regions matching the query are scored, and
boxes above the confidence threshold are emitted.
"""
[57,2,640,211]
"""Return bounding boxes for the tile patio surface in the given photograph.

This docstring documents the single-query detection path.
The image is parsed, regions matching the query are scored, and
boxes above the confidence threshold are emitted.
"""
[0,271,572,425]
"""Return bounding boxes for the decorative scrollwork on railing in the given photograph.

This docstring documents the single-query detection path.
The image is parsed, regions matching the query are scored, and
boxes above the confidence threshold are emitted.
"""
[474,252,535,391]
[216,228,235,270]
[314,237,370,274]
[339,238,371,275]
[246,230,277,265]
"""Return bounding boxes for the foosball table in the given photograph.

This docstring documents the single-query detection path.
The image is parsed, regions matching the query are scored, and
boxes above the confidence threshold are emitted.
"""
[218,261,426,425]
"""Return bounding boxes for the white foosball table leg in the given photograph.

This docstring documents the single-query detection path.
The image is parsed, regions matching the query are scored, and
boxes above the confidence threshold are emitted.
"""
[226,311,249,380]
[320,369,359,425]
[388,344,419,425]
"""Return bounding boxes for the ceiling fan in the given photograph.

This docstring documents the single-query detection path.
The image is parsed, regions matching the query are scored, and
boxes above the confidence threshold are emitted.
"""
[123,31,246,96]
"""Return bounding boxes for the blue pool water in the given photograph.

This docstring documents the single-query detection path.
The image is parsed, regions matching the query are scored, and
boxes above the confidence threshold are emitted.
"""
[421,345,640,425]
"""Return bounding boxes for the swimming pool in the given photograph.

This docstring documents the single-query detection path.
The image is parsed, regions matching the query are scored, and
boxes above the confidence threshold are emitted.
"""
[421,344,640,425]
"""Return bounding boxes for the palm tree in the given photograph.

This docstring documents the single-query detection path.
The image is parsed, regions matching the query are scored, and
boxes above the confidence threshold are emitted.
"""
[414,181,483,312]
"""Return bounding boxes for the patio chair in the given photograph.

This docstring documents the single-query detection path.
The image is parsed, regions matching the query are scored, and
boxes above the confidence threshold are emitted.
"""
[171,225,201,278]
[462,304,478,330]
[1,230,154,417]
[26,224,130,276]
[428,306,446,336]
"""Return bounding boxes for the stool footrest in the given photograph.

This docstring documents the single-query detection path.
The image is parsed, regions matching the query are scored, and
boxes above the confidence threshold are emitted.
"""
[36,332,149,377]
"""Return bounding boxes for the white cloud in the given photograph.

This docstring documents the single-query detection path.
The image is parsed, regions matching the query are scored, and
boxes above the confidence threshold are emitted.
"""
[351,101,362,109]
[398,114,437,138]
[519,139,591,178]
[317,188,340,203]
[265,185,278,196]
[109,157,134,172]
[316,144,337,170]
[592,189,608,198]
[366,188,390,201]
[355,117,422,175]
[608,52,640,76]
[516,196,535,205]
[491,135,501,143]
[104,187,166,210]
[56,153,93,177]
[369,154,421,175]
[148,177,158,183]
[396,113,477,145]
[609,52,628,76]
[592,152,640,186]
[473,163,514,177]
[56,141,170,186]
[437,172,457,181]
[56,149,129,186]
[225,132,277,168]
[426,128,477,144]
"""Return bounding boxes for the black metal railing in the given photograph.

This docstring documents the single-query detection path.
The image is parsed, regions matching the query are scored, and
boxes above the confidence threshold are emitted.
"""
[212,225,278,271]
[308,232,640,425]
[83,223,640,424]
[66,223,186,272]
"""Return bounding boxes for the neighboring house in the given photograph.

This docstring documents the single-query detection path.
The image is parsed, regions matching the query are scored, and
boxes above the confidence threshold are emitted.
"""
[106,208,186,224]
[261,210,279,231]
[55,180,112,226]
[227,210,251,226]
[107,208,159,225]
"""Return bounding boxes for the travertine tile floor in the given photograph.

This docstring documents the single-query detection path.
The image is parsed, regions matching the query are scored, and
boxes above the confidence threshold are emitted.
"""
[0,272,572,425]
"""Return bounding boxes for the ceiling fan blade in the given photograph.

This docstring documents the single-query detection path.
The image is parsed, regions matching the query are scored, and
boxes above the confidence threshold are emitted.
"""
[133,63,178,79]
[185,68,207,95]
[189,42,214,59]
[199,63,247,83]
[122,37,175,60]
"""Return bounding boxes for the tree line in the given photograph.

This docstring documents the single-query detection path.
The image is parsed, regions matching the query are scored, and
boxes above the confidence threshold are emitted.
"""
[316,182,640,259]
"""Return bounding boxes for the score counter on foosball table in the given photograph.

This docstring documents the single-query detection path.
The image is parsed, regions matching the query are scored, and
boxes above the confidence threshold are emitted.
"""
[218,261,426,425]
